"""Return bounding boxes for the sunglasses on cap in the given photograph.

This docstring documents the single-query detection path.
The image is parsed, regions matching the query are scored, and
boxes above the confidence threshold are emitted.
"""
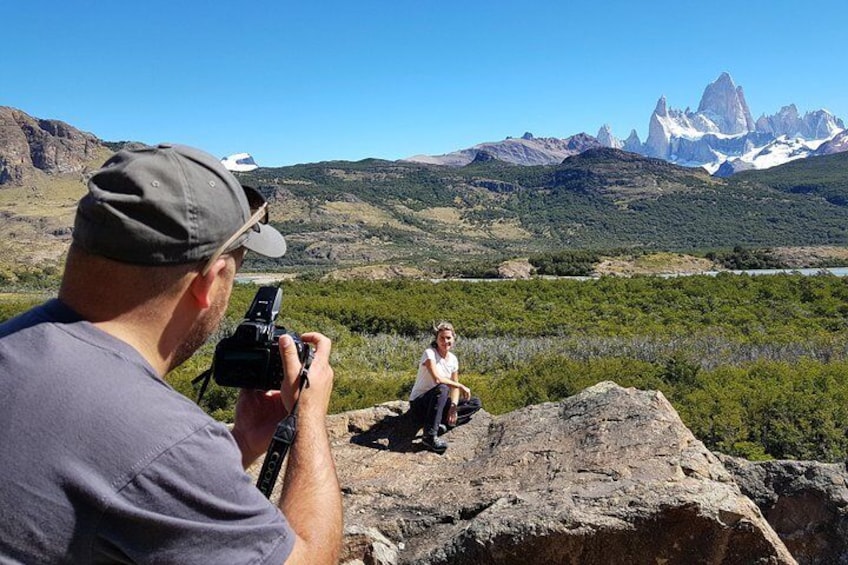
[200,186,269,276]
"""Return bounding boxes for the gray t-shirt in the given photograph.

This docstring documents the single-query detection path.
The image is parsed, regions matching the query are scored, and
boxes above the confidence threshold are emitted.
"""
[0,299,295,564]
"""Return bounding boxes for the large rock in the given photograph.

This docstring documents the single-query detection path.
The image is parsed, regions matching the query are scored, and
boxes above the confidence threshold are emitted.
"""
[271,382,795,564]
[719,455,848,565]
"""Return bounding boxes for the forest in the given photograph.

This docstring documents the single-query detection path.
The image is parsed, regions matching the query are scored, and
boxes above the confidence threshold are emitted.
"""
[5,272,848,462]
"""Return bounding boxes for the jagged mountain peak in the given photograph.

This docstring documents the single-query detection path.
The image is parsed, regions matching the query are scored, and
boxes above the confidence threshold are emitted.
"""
[643,73,845,172]
[654,95,668,117]
[597,124,623,149]
[623,129,642,153]
[696,72,754,135]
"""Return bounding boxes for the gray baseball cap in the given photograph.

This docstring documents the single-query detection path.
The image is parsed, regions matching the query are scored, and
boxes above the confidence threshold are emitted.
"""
[73,143,286,266]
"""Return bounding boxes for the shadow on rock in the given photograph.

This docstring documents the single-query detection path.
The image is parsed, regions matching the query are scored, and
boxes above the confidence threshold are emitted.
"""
[349,407,426,453]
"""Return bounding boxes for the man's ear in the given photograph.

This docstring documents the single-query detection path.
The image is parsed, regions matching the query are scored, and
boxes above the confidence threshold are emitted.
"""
[189,258,228,309]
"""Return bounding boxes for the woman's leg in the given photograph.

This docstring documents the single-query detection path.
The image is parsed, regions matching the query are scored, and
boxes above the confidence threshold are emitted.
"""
[454,397,482,426]
[425,384,451,436]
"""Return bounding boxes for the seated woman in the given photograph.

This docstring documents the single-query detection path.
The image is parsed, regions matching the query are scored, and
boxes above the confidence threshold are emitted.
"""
[409,321,481,453]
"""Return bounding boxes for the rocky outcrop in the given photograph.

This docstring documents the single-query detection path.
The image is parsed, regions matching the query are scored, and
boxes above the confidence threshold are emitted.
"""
[719,455,848,565]
[497,258,534,279]
[253,382,796,564]
[0,106,104,185]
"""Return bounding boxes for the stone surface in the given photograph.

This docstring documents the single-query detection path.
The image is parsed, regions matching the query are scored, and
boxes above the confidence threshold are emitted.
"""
[719,455,848,565]
[253,382,796,564]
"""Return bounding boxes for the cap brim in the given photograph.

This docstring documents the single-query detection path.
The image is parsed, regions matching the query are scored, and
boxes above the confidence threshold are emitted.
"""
[243,223,287,258]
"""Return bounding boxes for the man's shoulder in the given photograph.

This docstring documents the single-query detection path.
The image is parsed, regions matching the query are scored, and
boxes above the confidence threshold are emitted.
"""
[0,299,66,338]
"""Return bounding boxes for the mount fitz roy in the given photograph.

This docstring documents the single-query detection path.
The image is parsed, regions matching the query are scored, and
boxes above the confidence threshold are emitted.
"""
[406,73,846,175]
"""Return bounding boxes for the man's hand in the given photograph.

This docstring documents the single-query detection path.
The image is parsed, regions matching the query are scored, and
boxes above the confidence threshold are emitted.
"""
[231,333,328,470]
[231,387,287,469]
[285,332,334,416]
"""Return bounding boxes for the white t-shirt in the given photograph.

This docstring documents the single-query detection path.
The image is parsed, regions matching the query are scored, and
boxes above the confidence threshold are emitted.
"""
[409,347,458,401]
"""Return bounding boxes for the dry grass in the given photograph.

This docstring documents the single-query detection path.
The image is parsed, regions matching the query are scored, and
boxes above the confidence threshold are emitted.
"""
[321,201,417,231]
[772,246,848,268]
[411,206,532,241]
[417,206,463,224]
[486,218,532,240]
[595,252,718,276]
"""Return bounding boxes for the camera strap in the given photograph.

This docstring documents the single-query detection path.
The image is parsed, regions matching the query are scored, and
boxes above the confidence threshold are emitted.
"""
[192,368,213,404]
[256,359,312,498]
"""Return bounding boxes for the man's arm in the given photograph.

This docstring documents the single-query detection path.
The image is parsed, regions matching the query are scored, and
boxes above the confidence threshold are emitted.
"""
[278,332,342,565]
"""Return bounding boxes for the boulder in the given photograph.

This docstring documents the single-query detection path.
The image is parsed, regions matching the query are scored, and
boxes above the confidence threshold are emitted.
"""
[253,382,796,564]
[719,455,848,565]
[497,258,534,279]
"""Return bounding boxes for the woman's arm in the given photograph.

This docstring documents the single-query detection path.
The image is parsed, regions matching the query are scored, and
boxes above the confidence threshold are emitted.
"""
[423,358,470,398]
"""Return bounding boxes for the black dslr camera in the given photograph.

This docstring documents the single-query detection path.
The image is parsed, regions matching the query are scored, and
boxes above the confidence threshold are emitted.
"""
[212,285,310,390]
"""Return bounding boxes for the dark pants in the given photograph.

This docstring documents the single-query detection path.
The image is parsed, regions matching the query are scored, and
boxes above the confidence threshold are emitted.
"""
[454,396,482,426]
[410,385,483,436]
[410,384,451,437]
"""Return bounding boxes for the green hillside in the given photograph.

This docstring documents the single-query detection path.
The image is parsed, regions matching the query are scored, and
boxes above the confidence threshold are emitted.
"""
[731,151,848,205]
[238,148,848,273]
[3,146,848,279]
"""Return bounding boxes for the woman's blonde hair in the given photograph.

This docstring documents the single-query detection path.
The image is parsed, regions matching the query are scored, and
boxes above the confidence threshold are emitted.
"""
[430,321,456,348]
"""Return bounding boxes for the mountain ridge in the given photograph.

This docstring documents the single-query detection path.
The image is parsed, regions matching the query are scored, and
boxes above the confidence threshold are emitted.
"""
[4,106,848,279]
[405,73,846,175]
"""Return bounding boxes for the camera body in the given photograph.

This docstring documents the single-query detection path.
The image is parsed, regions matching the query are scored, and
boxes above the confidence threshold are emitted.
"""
[212,285,309,390]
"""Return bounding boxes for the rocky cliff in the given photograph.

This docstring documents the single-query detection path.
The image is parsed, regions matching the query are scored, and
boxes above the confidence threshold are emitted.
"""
[252,382,805,564]
[0,106,104,185]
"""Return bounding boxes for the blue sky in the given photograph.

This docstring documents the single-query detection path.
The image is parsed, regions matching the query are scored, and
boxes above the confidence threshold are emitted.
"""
[4,1,846,166]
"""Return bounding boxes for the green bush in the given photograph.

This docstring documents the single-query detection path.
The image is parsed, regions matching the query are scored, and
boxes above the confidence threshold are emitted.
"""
[8,274,848,462]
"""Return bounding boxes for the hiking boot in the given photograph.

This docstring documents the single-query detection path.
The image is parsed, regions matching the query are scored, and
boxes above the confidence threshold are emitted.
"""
[437,424,447,435]
[421,434,447,454]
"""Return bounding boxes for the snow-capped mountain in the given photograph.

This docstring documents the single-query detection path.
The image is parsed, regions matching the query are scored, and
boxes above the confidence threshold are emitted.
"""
[221,152,259,172]
[644,72,844,174]
[405,73,845,174]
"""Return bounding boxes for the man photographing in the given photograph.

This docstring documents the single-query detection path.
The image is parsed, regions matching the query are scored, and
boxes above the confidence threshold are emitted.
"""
[0,144,342,564]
